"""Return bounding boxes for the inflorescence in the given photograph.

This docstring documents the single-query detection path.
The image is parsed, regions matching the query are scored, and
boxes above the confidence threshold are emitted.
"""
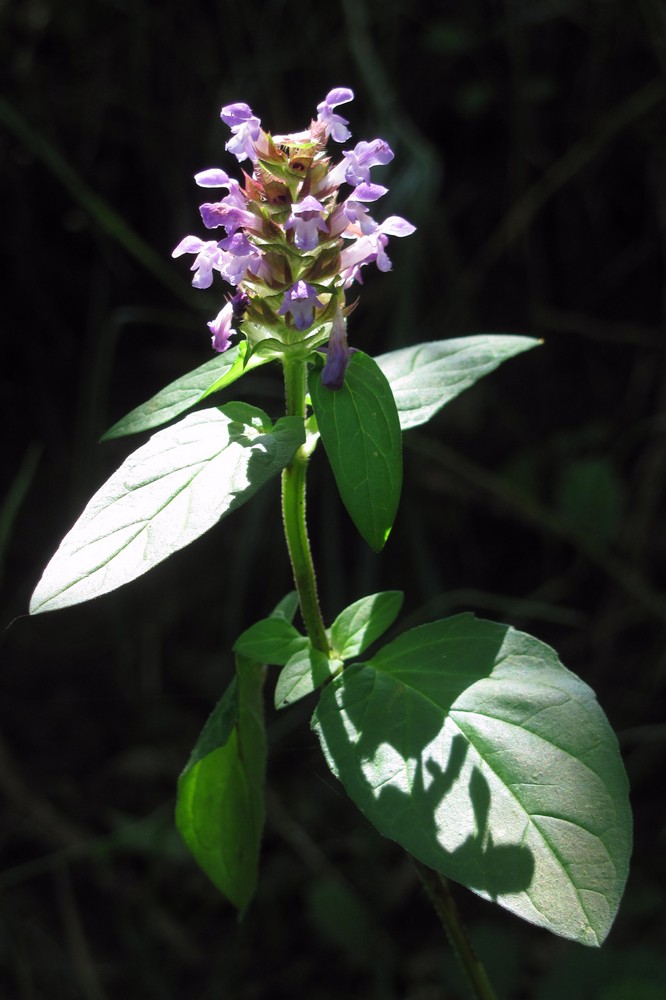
[172,88,415,389]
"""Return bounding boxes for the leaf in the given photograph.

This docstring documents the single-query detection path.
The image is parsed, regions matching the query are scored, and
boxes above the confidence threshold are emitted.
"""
[101,343,269,441]
[176,654,266,914]
[30,405,304,614]
[274,645,342,709]
[309,352,402,551]
[330,591,404,659]
[269,590,299,623]
[374,335,540,431]
[312,613,632,946]
[234,617,308,665]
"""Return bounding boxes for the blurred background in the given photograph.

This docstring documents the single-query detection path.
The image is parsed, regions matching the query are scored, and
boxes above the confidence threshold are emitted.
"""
[1,0,665,997]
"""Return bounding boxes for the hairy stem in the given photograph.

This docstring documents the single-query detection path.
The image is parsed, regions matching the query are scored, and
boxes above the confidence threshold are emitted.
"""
[281,359,329,653]
[414,861,497,1000]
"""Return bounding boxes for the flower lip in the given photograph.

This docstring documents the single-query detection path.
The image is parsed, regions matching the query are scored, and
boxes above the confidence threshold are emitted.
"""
[194,168,231,188]
[220,103,257,127]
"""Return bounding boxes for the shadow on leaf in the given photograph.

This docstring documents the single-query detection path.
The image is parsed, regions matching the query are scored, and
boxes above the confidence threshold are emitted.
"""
[312,616,535,901]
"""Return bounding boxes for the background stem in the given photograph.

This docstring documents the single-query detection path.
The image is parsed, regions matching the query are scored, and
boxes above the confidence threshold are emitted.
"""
[414,861,498,1000]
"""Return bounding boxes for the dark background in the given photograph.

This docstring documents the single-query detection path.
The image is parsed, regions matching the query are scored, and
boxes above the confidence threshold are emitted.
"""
[2,1,665,997]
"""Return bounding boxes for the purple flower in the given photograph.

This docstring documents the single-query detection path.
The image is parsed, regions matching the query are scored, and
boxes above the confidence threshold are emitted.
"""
[339,199,372,232]
[199,202,259,236]
[208,302,236,352]
[321,307,350,390]
[285,196,329,251]
[195,175,258,235]
[339,216,416,286]
[316,88,354,142]
[216,233,269,285]
[278,281,324,331]
[343,139,394,185]
[220,102,262,163]
[172,235,223,289]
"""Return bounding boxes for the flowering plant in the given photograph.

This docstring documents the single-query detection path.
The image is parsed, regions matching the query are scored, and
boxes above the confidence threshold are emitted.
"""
[29,89,631,996]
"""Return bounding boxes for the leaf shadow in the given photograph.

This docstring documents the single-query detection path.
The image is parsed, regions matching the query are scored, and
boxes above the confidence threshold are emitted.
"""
[315,619,535,900]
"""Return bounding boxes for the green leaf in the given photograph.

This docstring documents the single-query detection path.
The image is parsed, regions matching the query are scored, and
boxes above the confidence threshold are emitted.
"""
[275,645,342,709]
[269,590,299,623]
[101,343,270,441]
[30,405,304,614]
[374,335,540,430]
[330,591,404,659]
[312,613,631,946]
[309,352,402,551]
[176,654,266,914]
[234,617,308,665]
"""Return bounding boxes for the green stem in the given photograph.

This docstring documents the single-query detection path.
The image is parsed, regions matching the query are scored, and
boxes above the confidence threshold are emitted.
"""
[281,359,330,653]
[414,861,497,1000]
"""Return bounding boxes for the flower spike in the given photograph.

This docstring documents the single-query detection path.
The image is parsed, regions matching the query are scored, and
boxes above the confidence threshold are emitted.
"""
[173,88,415,386]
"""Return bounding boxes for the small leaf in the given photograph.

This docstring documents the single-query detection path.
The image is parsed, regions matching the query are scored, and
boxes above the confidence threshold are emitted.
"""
[234,617,308,665]
[313,613,631,946]
[30,405,304,614]
[101,343,270,441]
[176,654,266,914]
[309,352,402,551]
[330,591,404,659]
[275,645,342,709]
[270,590,299,623]
[375,335,540,430]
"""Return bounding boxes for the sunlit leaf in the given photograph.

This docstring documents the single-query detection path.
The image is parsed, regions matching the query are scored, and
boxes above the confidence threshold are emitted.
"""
[30,404,304,613]
[313,613,631,946]
[375,335,540,430]
[330,591,404,659]
[274,645,342,709]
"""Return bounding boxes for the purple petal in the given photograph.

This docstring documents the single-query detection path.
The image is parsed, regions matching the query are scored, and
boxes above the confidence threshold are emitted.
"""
[350,182,388,202]
[379,216,416,237]
[195,168,230,188]
[207,302,235,353]
[294,195,325,214]
[322,87,354,109]
[171,235,205,257]
[220,103,256,127]
[321,308,350,390]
